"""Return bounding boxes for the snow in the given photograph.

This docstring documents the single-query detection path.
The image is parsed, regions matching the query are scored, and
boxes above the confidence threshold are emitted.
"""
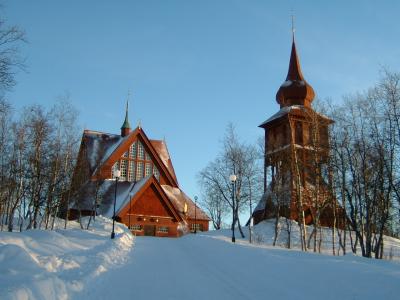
[0,217,133,300]
[259,105,302,125]
[161,185,209,220]
[69,178,150,218]
[83,130,122,172]
[79,225,400,300]
[102,176,151,218]
[281,79,306,87]
[281,79,293,87]
[251,219,400,259]
[1,218,399,300]
[259,104,332,127]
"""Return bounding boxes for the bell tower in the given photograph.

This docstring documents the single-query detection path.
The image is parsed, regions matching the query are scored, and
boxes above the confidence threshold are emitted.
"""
[253,34,336,227]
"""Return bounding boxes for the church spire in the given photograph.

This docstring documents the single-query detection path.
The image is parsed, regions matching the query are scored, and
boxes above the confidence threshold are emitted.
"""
[121,94,131,137]
[276,25,315,108]
[286,34,305,82]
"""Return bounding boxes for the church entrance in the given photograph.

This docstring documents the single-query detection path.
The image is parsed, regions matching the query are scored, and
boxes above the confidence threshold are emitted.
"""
[144,225,156,236]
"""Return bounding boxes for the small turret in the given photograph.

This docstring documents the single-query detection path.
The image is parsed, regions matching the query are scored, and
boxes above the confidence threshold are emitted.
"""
[121,100,130,137]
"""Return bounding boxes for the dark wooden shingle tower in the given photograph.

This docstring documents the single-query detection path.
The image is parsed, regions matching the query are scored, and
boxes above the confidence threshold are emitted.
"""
[253,35,339,227]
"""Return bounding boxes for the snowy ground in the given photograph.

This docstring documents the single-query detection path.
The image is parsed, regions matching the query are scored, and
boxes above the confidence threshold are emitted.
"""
[1,218,400,300]
[250,218,400,259]
[0,217,133,300]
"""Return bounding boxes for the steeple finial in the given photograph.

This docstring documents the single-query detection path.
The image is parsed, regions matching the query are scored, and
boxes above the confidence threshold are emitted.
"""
[120,91,131,137]
[291,12,295,40]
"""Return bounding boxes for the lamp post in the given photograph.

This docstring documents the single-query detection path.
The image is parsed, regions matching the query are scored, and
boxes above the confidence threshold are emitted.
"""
[229,174,237,243]
[249,194,253,244]
[111,169,121,239]
[129,191,133,232]
[194,196,198,234]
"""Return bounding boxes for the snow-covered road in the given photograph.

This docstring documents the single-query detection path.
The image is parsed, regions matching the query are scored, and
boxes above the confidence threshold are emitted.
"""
[77,232,400,300]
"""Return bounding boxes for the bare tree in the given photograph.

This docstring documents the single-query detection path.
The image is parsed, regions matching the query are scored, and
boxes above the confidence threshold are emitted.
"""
[0,15,26,92]
[198,124,263,237]
[199,183,228,230]
[325,70,400,258]
[0,98,80,232]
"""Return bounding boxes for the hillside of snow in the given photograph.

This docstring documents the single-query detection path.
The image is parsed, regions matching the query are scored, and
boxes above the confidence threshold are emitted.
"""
[249,218,400,259]
[1,218,400,300]
[0,217,133,300]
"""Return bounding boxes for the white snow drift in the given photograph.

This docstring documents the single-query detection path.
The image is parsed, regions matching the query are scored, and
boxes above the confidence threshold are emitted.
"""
[0,217,133,300]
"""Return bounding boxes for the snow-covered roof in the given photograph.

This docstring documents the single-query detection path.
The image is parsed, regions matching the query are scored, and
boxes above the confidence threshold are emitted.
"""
[259,105,302,127]
[83,130,123,173]
[70,176,210,221]
[150,140,178,185]
[259,105,333,127]
[70,176,152,218]
[162,185,210,221]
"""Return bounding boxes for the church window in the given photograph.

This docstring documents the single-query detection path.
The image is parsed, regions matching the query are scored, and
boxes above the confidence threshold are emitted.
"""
[145,151,151,161]
[307,125,312,145]
[145,163,152,177]
[158,226,169,233]
[137,162,144,179]
[295,122,303,145]
[282,124,288,144]
[128,161,135,181]
[120,159,127,181]
[130,224,142,231]
[111,161,119,179]
[320,126,329,148]
[138,142,145,159]
[191,223,202,232]
[129,142,137,158]
[153,166,160,180]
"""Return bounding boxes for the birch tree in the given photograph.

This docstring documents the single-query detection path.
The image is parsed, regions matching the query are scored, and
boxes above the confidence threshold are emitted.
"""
[198,124,262,236]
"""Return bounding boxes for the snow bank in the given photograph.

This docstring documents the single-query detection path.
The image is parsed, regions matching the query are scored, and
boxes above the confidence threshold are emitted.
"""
[207,218,400,260]
[0,217,134,300]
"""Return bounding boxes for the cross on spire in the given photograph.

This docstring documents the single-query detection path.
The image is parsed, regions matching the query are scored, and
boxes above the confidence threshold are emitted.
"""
[291,10,296,40]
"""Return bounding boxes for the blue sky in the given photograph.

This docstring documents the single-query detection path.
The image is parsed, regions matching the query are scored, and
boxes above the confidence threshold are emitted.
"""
[4,0,400,204]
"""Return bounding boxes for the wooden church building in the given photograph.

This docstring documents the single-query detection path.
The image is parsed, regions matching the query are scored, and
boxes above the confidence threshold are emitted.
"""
[252,34,344,228]
[69,103,209,237]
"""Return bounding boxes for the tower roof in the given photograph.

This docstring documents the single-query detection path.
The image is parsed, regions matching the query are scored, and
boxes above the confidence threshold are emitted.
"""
[121,100,130,130]
[276,37,315,108]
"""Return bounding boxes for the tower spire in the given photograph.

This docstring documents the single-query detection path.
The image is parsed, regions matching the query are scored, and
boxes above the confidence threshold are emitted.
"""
[275,22,315,108]
[121,92,131,137]
[287,34,304,81]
